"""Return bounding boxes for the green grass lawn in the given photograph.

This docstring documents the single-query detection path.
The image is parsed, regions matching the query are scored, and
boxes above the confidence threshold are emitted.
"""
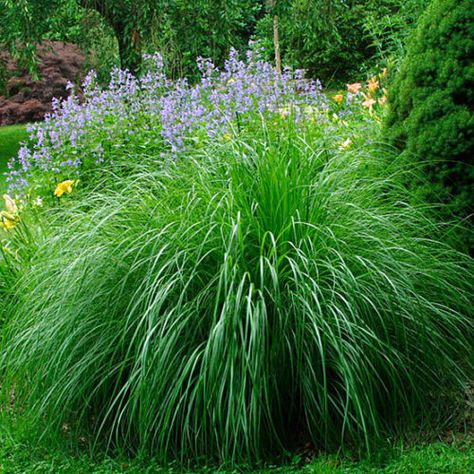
[0,430,472,473]
[0,124,28,193]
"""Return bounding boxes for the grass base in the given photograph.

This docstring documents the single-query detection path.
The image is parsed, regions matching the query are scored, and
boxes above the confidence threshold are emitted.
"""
[0,428,472,473]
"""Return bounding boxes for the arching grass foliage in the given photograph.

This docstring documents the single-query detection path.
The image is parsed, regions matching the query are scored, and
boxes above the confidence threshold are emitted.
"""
[2,128,473,464]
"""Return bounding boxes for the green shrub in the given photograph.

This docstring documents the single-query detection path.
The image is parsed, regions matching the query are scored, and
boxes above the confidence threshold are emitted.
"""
[385,0,474,219]
[3,127,473,463]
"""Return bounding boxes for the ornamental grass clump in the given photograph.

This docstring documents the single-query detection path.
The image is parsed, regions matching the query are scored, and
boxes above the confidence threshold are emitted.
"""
[2,130,473,464]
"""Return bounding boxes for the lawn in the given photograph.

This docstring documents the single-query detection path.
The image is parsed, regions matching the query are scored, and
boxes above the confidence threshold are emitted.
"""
[0,432,472,473]
[0,124,28,193]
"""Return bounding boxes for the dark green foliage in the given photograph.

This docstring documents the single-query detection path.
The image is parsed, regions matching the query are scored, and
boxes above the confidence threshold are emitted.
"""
[0,0,260,79]
[146,0,261,80]
[1,1,430,84]
[254,1,368,83]
[253,0,429,85]
[362,0,430,69]
[385,0,474,219]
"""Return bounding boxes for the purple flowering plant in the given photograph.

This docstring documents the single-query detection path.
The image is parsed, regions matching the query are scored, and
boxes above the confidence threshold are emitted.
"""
[6,49,334,200]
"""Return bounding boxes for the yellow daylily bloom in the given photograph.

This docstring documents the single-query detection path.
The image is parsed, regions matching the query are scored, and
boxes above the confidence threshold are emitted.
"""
[347,82,362,94]
[3,194,18,214]
[54,180,77,198]
[0,211,19,231]
[333,94,344,104]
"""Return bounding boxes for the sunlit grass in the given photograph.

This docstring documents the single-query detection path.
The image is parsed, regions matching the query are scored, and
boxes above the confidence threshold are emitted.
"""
[0,124,28,193]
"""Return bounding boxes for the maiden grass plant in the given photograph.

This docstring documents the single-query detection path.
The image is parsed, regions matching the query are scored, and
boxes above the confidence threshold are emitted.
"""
[2,124,473,464]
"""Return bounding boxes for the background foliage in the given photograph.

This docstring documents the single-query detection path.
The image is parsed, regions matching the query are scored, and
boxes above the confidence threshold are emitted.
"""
[252,0,430,85]
[1,0,431,84]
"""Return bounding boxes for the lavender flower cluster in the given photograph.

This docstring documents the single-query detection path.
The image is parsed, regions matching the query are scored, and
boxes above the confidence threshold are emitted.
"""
[7,49,328,196]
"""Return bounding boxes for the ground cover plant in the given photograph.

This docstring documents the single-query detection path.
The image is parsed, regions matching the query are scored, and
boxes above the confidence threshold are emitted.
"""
[1,49,473,469]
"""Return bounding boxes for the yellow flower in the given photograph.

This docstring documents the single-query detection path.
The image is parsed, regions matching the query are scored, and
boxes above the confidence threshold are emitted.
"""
[378,96,387,106]
[222,133,232,141]
[3,194,18,214]
[347,82,362,94]
[54,180,77,198]
[333,94,344,104]
[367,76,379,94]
[0,211,19,231]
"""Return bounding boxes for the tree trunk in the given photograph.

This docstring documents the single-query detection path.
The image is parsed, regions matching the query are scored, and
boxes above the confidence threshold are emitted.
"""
[114,21,142,72]
[267,0,281,73]
[79,0,142,73]
[273,13,281,74]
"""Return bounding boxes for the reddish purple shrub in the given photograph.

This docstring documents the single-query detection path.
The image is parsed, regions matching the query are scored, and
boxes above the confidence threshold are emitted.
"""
[0,41,85,125]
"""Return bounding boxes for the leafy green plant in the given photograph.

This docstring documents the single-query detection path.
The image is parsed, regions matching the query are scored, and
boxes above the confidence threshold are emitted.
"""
[0,0,261,78]
[361,0,430,71]
[3,124,473,463]
[0,210,43,331]
[385,0,474,222]
[147,0,261,81]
